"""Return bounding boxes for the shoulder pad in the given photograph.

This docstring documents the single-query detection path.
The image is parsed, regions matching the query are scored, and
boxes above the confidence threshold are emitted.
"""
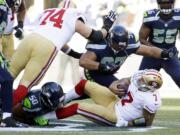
[127,32,140,49]
[143,9,158,18]
[143,9,159,23]
[86,40,107,50]
[174,8,180,14]
[173,9,180,20]
[22,90,42,112]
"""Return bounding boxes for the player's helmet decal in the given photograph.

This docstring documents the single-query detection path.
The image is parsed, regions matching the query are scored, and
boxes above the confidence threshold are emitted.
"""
[108,25,128,51]
[41,82,64,109]
[132,69,163,92]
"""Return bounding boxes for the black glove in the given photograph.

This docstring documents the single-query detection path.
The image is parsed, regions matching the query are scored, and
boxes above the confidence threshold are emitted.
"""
[161,48,178,60]
[98,62,119,74]
[102,10,116,32]
[0,52,10,69]
[132,117,146,127]
[14,21,24,39]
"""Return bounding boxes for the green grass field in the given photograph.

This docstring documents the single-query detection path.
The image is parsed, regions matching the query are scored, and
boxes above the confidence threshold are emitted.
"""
[0,98,180,135]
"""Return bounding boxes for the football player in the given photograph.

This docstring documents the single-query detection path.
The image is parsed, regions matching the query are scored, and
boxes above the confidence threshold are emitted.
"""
[61,69,163,127]
[2,0,26,60]
[13,82,65,126]
[0,0,27,127]
[9,7,117,107]
[13,69,162,127]
[139,0,180,88]
[80,24,175,97]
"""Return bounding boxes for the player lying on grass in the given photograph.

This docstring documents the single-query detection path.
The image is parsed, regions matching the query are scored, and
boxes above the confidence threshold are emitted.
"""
[12,69,163,127]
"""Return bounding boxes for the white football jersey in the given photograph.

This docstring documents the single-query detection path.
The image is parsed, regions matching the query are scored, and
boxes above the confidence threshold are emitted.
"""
[34,8,87,50]
[115,81,162,121]
[3,10,15,35]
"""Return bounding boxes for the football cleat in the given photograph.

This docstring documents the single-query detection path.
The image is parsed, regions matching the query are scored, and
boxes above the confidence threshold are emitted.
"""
[1,117,28,127]
[34,116,49,126]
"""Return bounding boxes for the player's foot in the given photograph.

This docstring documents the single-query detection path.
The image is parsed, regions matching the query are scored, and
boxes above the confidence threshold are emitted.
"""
[34,116,49,126]
[1,117,28,127]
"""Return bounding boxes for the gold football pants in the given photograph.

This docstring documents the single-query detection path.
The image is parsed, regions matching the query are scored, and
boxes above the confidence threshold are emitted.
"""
[77,81,119,126]
[2,33,14,60]
[9,33,58,89]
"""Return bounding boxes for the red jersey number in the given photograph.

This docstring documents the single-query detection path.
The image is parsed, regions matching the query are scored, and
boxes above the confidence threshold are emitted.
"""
[40,9,66,29]
[121,92,133,106]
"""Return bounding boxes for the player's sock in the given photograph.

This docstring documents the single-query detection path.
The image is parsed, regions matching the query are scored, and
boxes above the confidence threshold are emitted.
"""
[13,85,28,106]
[63,79,87,103]
[55,103,78,119]
[1,80,13,113]
[2,112,11,119]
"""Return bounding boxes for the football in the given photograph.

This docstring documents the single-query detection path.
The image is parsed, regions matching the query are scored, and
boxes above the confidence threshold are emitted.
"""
[117,78,130,92]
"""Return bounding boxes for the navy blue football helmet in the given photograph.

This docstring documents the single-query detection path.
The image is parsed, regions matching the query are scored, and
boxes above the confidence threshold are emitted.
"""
[108,25,128,51]
[0,5,8,25]
[41,82,64,109]
[157,0,175,14]
[4,0,22,9]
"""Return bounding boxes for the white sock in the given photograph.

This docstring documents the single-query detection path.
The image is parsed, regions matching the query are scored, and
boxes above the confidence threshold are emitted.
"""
[64,88,81,104]
[2,112,11,119]
[42,111,57,119]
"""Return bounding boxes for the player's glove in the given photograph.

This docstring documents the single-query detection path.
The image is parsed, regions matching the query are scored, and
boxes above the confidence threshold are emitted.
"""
[0,52,10,69]
[161,48,178,60]
[116,118,128,127]
[102,10,117,32]
[14,21,24,39]
[98,62,119,74]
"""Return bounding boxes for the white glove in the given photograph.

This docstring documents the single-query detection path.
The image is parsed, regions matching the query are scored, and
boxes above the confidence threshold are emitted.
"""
[116,118,128,127]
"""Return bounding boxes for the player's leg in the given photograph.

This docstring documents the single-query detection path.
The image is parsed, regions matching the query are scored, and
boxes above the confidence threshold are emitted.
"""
[139,57,161,70]
[2,34,14,60]
[64,80,118,106]
[84,81,118,107]
[77,102,117,126]
[0,66,13,119]
[55,101,117,126]
[12,33,58,106]
[163,57,180,87]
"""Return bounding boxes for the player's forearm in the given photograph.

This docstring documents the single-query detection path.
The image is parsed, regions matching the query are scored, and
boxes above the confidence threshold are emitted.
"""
[79,59,99,70]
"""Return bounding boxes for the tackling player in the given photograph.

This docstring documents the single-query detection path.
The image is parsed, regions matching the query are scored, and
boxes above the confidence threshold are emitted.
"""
[0,0,27,127]
[80,24,175,97]
[139,0,180,88]
[9,7,117,107]
[13,69,163,127]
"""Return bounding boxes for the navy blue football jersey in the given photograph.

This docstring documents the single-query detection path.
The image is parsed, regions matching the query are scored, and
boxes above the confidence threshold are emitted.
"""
[143,9,180,49]
[86,32,140,75]
[22,90,52,117]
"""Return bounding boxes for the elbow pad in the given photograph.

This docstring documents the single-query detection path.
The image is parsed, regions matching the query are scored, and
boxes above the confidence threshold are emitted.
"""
[87,29,103,42]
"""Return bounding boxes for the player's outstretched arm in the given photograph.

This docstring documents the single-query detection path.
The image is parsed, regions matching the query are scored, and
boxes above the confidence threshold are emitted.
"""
[75,10,116,42]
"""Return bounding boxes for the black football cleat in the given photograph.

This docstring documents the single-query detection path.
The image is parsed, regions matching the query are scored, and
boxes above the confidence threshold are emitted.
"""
[1,117,28,127]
